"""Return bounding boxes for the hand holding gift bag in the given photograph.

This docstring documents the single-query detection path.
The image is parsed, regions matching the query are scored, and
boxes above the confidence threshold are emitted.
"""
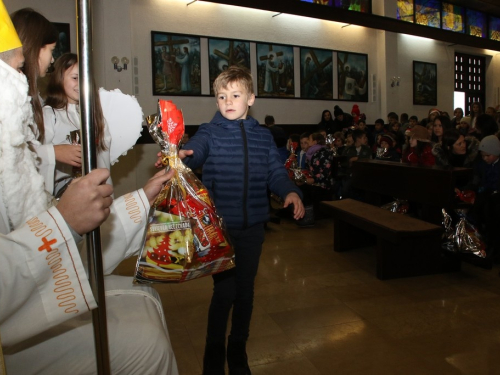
[134,100,235,283]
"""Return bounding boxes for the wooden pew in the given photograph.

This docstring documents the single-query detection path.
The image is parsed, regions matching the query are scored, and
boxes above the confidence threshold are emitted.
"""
[322,199,459,280]
[350,159,473,225]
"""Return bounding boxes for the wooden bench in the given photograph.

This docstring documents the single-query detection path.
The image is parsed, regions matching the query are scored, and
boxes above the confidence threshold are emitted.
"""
[321,199,461,280]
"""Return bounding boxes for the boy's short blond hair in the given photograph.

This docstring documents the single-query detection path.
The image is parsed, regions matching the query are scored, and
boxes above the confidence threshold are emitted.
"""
[213,66,254,96]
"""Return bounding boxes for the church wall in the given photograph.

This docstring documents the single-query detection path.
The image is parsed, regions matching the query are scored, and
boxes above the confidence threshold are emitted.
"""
[5,0,499,124]
[4,0,500,195]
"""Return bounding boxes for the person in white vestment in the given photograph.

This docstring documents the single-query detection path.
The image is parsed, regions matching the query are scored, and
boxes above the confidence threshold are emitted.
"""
[0,4,178,374]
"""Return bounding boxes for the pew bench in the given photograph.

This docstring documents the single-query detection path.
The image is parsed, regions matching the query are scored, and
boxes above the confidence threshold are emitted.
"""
[321,199,460,280]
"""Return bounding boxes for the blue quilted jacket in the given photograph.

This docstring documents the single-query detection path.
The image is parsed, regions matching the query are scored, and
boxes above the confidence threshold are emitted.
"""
[183,112,302,229]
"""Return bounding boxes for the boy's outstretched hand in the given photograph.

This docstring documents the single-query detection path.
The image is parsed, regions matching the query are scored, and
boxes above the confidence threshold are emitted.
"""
[154,149,194,169]
[283,192,305,220]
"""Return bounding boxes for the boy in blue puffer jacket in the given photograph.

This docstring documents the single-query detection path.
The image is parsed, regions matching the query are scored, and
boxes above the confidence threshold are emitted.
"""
[179,66,304,375]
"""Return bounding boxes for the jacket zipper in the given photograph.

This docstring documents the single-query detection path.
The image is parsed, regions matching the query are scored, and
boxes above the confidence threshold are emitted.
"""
[240,121,249,229]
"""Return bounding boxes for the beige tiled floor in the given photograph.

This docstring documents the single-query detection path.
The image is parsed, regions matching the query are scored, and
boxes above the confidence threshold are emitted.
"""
[115,217,500,375]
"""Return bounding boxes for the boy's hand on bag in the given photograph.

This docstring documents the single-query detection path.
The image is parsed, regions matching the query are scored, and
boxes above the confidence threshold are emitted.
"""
[143,169,175,206]
[283,192,305,220]
[154,149,195,168]
[178,149,193,160]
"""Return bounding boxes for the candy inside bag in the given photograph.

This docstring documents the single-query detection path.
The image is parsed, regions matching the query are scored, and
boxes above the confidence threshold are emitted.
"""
[441,208,487,258]
[134,100,235,283]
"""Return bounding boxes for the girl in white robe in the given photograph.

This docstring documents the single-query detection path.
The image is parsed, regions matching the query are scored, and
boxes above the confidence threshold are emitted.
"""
[43,52,112,195]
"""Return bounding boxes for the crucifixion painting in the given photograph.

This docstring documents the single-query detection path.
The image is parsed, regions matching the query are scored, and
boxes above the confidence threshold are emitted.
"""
[300,48,333,99]
[208,38,250,95]
[152,32,201,96]
[256,43,295,98]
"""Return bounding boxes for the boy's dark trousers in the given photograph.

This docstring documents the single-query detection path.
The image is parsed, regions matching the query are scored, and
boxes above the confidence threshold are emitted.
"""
[206,223,265,343]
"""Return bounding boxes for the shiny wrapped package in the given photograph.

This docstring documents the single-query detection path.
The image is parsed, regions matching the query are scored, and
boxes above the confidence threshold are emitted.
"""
[441,208,487,258]
[134,100,235,283]
[380,199,409,214]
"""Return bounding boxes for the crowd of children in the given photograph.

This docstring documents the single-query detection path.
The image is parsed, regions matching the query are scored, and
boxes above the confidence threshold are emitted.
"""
[278,104,500,265]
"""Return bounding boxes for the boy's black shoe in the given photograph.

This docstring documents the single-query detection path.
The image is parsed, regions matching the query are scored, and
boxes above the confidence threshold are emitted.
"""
[203,340,226,375]
[227,337,251,375]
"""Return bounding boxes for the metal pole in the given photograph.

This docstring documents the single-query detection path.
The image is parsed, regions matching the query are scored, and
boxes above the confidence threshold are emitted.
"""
[76,0,111,374]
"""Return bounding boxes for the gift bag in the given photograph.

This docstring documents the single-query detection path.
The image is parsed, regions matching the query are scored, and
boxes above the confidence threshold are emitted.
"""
[380,199,409,214]
[441,208,487,258]
[134,100,235,283]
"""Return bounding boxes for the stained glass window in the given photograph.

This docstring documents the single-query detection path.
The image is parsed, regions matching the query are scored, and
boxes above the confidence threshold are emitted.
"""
[415,0,440,28]
[490,16,500,42]
[300,0,332,5]
[466,9,487,38]
[333,0,370,13]
[441,3,464,32]
[397,0,414,23]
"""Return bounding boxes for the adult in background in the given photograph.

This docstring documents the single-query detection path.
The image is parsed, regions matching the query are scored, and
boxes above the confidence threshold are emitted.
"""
[332,105,353,133]
[264,114,289,164]
[433,128,480,169]
[318,109,335,134]
[475,113,499,141]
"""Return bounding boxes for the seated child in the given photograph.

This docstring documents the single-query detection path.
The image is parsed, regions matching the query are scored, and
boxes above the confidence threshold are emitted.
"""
[333,131,345,155]
[402,125,435,166]
[457,116,471,136]
[298,132,310,169]
[341,129,371,198]
[468,135,500,263]
[375,134,400,162]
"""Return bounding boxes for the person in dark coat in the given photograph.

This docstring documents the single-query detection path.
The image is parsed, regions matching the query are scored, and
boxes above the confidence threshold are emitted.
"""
[180,66,304,375]
[331,105,353,133]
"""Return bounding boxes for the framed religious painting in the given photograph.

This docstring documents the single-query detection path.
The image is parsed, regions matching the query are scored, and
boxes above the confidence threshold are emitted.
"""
[51,23,71,61]
[256,43,295,98]
[337,52,368,102]
[151,31,201,96]
[208,38,250,95]
[299,47,333,100]
[413,61,437,106]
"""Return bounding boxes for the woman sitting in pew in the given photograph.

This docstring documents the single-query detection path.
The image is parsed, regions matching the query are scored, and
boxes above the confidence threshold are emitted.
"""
[433,128,480,168]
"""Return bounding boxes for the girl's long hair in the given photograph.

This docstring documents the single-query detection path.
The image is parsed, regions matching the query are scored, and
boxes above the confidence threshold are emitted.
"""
[45,53,107,151]
[11,8,58,142]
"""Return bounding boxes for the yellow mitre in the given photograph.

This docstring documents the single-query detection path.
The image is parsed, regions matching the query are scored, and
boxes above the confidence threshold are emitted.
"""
[0,0,22,53]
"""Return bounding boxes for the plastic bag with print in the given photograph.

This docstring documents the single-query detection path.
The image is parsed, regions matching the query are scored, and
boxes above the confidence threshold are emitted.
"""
[134,100,234,283]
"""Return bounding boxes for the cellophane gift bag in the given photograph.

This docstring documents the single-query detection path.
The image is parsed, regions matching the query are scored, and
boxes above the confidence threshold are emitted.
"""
[134,100,235,283]
[441,208,487,258]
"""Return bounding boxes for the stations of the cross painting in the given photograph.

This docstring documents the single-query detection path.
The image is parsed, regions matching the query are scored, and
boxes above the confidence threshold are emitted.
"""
[213,41,247,68]
[259,44,284,62]
[302,49,332,86]
[154,35,190,52]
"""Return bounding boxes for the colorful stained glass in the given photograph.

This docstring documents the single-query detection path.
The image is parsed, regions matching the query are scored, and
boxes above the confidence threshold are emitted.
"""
[300,0,332,5]
[333,0,370,13]
[489,16,500,41]
[442,3,464,32]
[415,0,440,28]
[466,9,487,38]
[397,0,414,23]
